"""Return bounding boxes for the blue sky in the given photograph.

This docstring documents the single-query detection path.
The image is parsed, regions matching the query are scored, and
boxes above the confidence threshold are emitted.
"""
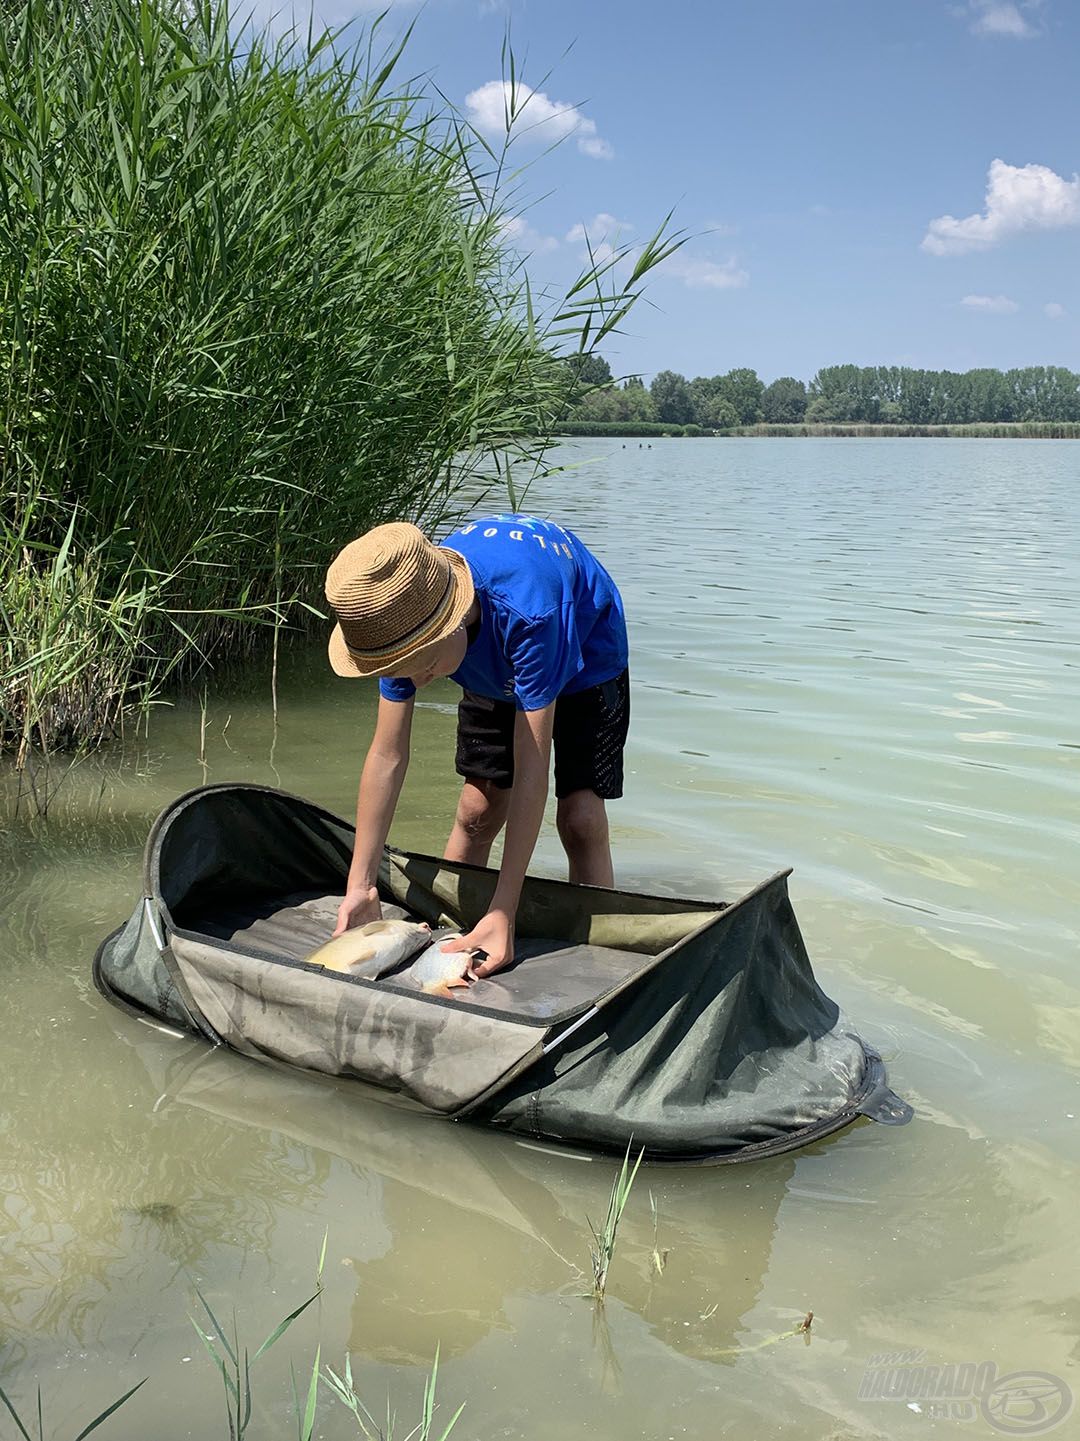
[247,0,1079,385]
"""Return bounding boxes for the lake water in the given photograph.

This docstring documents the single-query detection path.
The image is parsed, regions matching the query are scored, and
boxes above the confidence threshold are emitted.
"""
[2,439,1079,1438]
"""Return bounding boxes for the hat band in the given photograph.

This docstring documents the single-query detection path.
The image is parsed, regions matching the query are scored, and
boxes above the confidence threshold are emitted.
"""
[342,562,457,663]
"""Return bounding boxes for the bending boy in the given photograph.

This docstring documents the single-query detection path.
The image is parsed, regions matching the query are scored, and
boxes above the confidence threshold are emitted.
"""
[324,514,629,978]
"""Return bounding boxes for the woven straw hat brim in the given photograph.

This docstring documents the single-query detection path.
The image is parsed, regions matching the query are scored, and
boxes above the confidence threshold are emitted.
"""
[328,546,474,680]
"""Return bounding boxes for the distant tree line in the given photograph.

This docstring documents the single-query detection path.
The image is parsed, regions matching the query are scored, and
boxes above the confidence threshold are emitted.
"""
[566,356,1080,428]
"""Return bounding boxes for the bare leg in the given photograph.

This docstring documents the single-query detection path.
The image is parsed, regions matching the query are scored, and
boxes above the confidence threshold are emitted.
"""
[444,778,512,867]
[556,789,614,887]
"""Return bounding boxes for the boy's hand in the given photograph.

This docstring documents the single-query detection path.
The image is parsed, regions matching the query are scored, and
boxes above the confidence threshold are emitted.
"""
[441,909,515,977]
[333,885,382,937]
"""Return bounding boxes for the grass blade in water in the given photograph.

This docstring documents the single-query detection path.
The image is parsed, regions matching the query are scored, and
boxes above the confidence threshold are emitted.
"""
[71,1379,149,1441]
[588,1142,644,1300]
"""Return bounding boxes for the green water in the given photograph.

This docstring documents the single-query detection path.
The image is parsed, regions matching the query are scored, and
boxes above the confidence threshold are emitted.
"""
[2,439,1078,1438]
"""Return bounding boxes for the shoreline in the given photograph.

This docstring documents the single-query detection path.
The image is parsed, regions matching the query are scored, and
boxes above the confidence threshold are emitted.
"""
[555,421,1080,439]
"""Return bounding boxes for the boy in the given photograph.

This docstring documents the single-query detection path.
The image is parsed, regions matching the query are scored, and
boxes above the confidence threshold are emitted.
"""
[325,513,629,978]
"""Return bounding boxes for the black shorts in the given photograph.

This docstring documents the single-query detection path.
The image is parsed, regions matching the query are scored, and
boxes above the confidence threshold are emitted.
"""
[455,668,630,800]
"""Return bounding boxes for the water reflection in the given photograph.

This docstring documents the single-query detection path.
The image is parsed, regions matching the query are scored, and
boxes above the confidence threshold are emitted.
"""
[127,1026,797,1367]
[12,1000,1072,1441]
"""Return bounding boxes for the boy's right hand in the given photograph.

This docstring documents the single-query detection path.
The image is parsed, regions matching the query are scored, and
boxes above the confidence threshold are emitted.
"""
[333,885,382,937]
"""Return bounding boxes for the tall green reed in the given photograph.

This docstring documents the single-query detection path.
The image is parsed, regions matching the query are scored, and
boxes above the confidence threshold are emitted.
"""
[0,0,678,767]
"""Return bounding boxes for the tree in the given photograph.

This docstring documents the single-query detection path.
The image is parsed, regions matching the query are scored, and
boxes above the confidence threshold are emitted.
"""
[620,377,656,422]
[650,369,694,424]
[573,387,623,422]
[573,375,657,423]
[807,365,862,422]
[697,393,739,429]
[896,369,933,425]
[718,368,764,425]
[762,377,807,424]
[567,352,614,389]
[966,368,1013,423]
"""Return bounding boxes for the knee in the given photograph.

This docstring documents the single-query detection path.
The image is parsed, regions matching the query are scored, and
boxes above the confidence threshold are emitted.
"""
[455,783,508,844]
[556,792,608,855]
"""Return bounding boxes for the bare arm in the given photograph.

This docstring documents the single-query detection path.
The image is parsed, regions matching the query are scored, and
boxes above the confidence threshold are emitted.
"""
[333,694,414,935]
[443,703,554,975]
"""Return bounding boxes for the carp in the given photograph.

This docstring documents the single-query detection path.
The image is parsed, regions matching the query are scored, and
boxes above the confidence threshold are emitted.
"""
[395,935,480,999]
[305,919,431,978]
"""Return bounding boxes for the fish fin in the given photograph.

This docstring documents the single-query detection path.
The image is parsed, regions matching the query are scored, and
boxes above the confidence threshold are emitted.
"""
[422,983,466,1000]
[349,960,388,979]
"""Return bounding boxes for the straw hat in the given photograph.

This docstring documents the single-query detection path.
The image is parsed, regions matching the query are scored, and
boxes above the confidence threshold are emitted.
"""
[325,523,475,679]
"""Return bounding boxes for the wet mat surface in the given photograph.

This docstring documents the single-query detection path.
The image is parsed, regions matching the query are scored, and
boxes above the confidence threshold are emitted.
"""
[189,890,648,1024]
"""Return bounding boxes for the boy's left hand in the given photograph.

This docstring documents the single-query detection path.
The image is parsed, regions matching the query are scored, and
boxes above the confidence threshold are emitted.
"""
[441,909,515,978]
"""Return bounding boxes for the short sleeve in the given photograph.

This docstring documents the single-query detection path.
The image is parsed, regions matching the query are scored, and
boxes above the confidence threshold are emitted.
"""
[504,606,583,710]
[379,677,416,702]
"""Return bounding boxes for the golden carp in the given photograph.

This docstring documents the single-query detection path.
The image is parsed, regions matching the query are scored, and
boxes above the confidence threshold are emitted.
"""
[395,935,479,999]
[305,919,431,978]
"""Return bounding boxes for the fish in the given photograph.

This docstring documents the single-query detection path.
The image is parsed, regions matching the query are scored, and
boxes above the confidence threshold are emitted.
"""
[305,919,432,978]
[394,934,480,999]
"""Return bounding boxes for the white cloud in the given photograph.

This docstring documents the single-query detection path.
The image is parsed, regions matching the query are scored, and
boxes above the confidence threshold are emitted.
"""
[578,135,614,161]
[922,159,1080,255]
[563,213,633,267]
[663,252,749,290]
[464,80,613,160]
[1044,301,1066,319]
[561,214,747,291]
[961,293,1020,312]
[497,215,560,254]
[967,1,1040,37]
[565,213,633,245]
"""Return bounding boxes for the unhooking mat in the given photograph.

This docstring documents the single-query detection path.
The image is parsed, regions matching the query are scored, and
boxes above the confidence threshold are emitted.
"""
[93,783,912,1161]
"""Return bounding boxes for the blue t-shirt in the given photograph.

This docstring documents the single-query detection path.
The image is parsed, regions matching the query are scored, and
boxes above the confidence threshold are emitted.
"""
[379,514,627,711]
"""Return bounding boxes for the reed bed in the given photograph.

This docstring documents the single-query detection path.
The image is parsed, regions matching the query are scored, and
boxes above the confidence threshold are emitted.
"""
[0,0,675,765]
